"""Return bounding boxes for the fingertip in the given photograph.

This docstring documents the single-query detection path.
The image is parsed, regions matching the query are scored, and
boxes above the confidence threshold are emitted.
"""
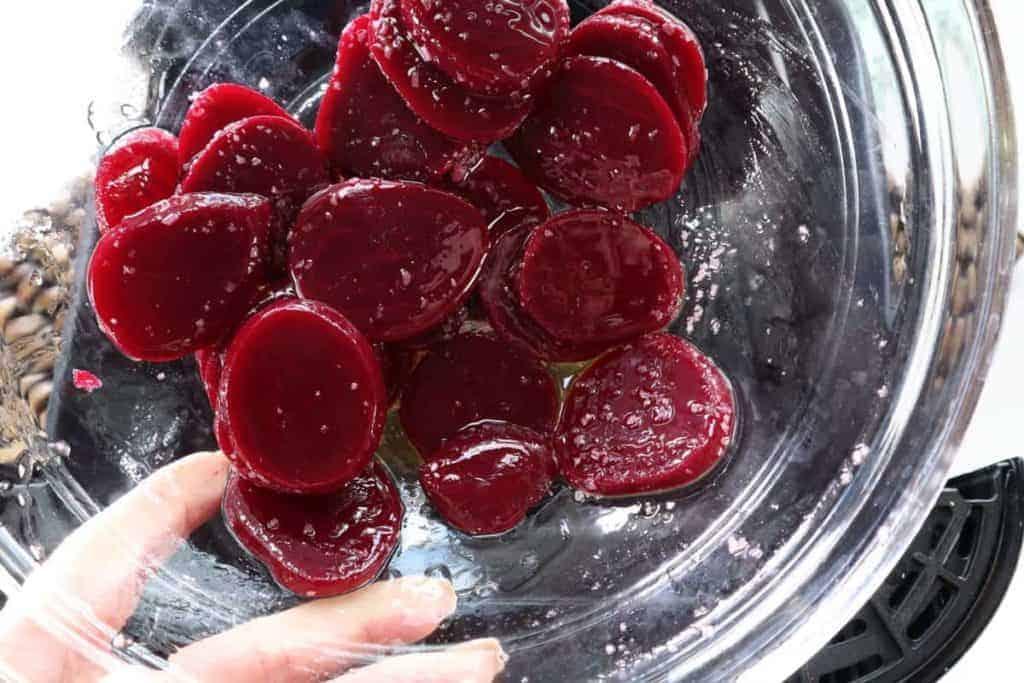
[393,576,458,621]
[451,638,508,674]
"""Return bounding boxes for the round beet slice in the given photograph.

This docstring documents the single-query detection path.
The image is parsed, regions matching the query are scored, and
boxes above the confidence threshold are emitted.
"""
[518,209,685,346]
[556,334,736,497]
[94,128,180,232]
[368,0,534,142]
[443,156,550,229]
[223,461,403,598]
[315,15,483,182]
[507,56,688,211]
[420,422,557,536]
[221,298,387,494]
[399,0,570,97]
[289,179,488,343]
[400,330,558,456]
[178,83,292,167]
[89,193,273,361]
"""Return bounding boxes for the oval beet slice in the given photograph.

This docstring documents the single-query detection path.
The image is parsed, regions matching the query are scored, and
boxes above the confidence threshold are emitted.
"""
[399,0,570,97]
[443,156,550,229]
[221,298,387,494]
[400,330,558,456]
[223,461,402,598]
[368,0,534,142]
[556,334,736,497]
[289,179,488,343]
[178,83,292,167]
[94,128,180,232]
[507,56,688,211]
[315,15,483,182]
[420,422,557,536]
[518,209,684,346]
[89,193,273,361]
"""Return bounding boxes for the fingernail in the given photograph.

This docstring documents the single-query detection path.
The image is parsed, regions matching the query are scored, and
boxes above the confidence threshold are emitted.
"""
[452,638,508,673]
[399,576,458,621]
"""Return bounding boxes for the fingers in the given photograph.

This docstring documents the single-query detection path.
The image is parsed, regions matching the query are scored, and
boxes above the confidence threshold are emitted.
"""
[168,576,457,681]
[333,639,507,683]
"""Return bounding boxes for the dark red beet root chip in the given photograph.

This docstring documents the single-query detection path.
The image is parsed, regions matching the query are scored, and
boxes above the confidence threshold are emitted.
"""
[443,156,550,229]
[395,306,468,351]
[375,343,418,406]
[94,128,180,232]
[507,56,688,211]
[420,422,556,536]
[399,0,570,97]
[315,15,483,182]
[368,0,534,142]
[178,83,292,167]
[289,179,488,343]
[223,461,402,598]
[400,330,558,456]
[556,334,736,497]
[221,298,387,494]
[518,209,684,346]
[89,193,273,361]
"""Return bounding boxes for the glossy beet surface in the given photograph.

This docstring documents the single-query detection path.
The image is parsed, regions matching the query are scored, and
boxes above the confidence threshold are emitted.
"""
[444,156,551,229]
[556,334,735,497]
[177,83,292,166]
[289,179,488,342]
[88,193,273,361]
[94,128,180,232]
[400,331,559,456]
[399,0,570,96]
[507,56,688,211]
[315,15,483,182]
[420,422,557,536]
[518,209,685,346]
[221,298,387,494]
[222,462,402,598]
[368,0,534,142]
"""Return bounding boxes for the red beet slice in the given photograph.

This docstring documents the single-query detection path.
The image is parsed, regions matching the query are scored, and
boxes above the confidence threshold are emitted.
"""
[368,0,534,142]
[556,334,736,497]
[394,305,468,351]
[507,56,689,211]
[178,83,292,167]
[223,461,403,598]
[443,156,550,229]
[420,422,556,535]
[400,330,558,456]
[518,209,684,346]
[399,0,570,97]
[94,128,180,232]
[375,343,418,406]
[221,298,387,494]
[289,179,488,343]
[88,193,273,361]
[315,15,483,182]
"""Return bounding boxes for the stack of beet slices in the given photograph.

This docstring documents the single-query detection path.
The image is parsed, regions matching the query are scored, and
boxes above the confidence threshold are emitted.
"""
[87,0,736,598]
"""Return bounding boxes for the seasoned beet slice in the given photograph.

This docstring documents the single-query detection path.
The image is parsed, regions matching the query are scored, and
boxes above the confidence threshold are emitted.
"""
[420,422,557,535]
[315,15,483,182]
[221,298,387,494]
[399,0,570,97]
[375,343,418,406]
[400,331,558,456]
[289,180,488,343]
[395,306,468,351]
[94,128,180,232]
[178,83,292,167]
[518,209,685,346]
[88,193,273,361]
[443,156,550,229]
[507,56,688,211]
[556,334,735,497]
[368,0,534,142]
[223,461,402,598]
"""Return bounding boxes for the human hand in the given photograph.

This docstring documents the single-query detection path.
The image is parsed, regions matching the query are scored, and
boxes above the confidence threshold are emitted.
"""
[0,451,506,682]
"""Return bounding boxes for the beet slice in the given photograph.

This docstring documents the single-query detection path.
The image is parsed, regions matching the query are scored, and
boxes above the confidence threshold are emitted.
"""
[556,333,735,497]
[507,56,688,211]
[400,330,558,456]
[94,128,180,232]
[88,193,273,361]
[221,298,387,494]
[375,343,418,406]
[315,15,483,182]
[443,156,550,229]
[178,83,292,167]
[420,422,557,535]
[367,0,534,142]
[289,179,488,343]
[223,461,403,598]
[518,209,685,346]
[394,305,468,351]
[399,0,570,97]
